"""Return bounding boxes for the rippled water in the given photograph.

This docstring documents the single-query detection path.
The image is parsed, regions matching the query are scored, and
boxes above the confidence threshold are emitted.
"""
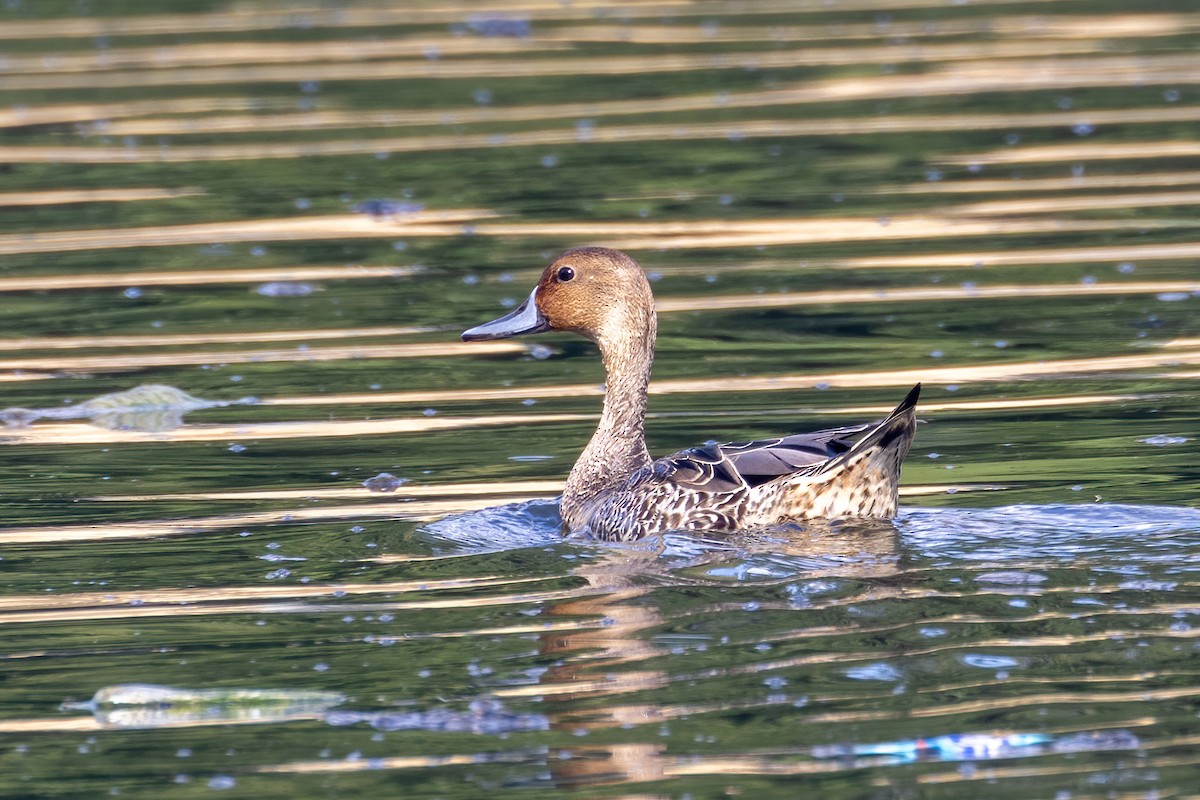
[1,1,1199,797]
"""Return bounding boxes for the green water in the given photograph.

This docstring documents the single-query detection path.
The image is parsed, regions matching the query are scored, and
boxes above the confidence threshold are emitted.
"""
[1,1,1199,797]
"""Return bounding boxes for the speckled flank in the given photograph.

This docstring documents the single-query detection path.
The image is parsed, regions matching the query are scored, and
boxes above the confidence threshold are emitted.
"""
[585,388,917,540]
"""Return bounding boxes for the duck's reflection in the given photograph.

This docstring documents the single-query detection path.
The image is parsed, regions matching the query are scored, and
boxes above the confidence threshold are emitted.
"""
[536,518,902,789]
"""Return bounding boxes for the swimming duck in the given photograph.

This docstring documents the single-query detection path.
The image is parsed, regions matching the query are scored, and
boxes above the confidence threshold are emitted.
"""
[463,247,919,541]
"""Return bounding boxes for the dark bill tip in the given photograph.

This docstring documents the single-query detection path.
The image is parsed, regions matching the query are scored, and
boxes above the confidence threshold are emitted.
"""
[461,287,550,342]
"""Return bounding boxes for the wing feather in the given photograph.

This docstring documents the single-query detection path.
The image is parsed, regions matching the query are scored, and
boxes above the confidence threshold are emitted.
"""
[648,422,877,494]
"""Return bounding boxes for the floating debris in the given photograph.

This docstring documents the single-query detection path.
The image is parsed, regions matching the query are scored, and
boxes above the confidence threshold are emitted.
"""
[1,384,257,432]
[60,684,345,729]
[362,472,409,492]
[1138,434,1189,446]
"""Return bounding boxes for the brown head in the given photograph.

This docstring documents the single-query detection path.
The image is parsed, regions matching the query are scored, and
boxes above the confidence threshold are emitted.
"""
[461,247,656,348]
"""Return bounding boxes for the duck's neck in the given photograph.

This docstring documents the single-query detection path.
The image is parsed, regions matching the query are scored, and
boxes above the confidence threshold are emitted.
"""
[561,313,656,529]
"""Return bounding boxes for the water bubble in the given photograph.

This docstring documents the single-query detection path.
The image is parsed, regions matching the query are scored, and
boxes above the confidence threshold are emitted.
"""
[256,281,315,297]
[208,775,236,790]
[471,88,492,105]
[1118,262,1136,274]
[540,154,559,168]
[313,662,329,672]
[1072,122,1094,136]
[961,653,1020,669]
[1004,133,1021,146]
[422,408,438,417]
[122,287,142,299]
[1164,89,1181,102]
[227,444,247,453]
[845,662,903,682]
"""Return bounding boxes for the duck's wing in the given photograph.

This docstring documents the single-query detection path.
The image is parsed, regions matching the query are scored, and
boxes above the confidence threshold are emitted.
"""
[648,422,872,494]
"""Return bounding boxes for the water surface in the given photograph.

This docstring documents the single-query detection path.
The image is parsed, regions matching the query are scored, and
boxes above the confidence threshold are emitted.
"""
[1,1,1198,797]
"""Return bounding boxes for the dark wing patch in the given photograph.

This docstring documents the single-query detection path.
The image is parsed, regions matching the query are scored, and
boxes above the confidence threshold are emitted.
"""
[649,422,878,494]
[721,424,873,489]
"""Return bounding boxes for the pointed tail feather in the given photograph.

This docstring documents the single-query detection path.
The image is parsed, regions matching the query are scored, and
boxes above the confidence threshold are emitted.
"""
[818,383,920,476]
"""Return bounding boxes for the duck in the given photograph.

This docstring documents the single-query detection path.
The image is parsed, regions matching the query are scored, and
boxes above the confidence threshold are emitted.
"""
[462,246,920,541]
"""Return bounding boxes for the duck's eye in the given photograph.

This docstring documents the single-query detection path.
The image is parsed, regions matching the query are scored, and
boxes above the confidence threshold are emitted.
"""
[556,266,576,282]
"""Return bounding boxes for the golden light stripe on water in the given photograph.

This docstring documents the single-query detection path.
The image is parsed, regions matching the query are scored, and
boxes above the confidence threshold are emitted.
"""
[8,46,1196,93]
[0,187,204,206]
[0,212,1191,256]
[0,96,289,129]
[97,98,1200,139]
[93,480,567,503]
[0,587,584,627]
[0,411,589,448]
[0,0,1114,41]
[0,495,557,545]
[255,752,526,775]
[0,211,491,255]
[884,170,1200,195]
[546,13,1200,44]
[0,575,550,613]
[653,281,1200,313]
[0,265,413,293]
[0,325,435,352]
[952,190,1200,216]
[830,241,1200,269]
[945,140,1200,165]
[0,340,525,373]
[0,37,569,75]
